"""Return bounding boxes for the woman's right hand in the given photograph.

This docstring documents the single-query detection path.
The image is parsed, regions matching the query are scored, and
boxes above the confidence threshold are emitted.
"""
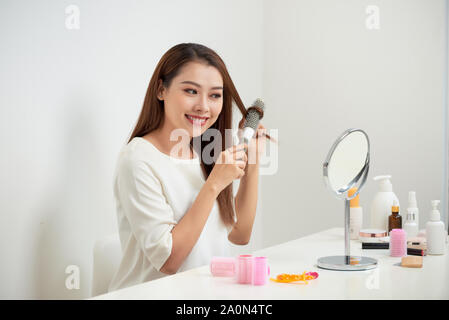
[207,144,248,193]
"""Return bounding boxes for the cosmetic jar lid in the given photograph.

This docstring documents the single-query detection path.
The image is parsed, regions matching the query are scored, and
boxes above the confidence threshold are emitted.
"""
[359,229,389,243]
[359,229,388,238]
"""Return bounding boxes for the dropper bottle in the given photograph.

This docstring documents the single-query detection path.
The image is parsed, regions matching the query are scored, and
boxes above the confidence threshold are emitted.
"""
[388,200,402,235]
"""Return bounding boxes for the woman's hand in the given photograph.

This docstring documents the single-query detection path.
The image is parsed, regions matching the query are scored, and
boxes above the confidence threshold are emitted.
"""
[238,118,268,164]
[207,144,248,193]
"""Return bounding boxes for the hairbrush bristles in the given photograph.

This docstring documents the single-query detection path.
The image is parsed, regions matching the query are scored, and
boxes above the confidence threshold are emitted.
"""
[252,98,265,111]
[244,98,265,130]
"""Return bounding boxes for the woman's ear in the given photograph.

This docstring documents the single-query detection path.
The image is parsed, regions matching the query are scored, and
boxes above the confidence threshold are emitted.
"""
[157,79,165,101]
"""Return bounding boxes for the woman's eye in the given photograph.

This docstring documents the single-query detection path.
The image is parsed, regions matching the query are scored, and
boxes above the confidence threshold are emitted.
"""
[184,89,221,99]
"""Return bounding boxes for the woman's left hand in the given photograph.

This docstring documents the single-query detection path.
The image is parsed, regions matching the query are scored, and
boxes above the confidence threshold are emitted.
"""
[238,118,268,164]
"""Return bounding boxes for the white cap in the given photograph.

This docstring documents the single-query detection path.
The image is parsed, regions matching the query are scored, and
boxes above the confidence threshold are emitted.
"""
[373,175,393,192]
[430,200,441,221]
[408,191,417,208]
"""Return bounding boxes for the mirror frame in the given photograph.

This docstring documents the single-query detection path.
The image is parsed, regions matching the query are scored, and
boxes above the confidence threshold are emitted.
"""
[323,128,370,200]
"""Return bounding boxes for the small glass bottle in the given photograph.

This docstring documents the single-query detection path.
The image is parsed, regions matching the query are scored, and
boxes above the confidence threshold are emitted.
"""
[388,200,402,234]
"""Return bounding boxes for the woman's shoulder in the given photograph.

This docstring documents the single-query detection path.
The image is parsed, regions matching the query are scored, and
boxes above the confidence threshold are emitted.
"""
[119,137,160,161]
[114,136,201,181]
[115,138,161,176]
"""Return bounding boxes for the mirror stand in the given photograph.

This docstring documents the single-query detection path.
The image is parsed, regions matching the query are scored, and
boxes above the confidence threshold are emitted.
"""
[317,199,377,271]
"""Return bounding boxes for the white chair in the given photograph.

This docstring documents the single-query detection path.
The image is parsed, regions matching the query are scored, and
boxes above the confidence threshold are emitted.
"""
[91,233,122,297]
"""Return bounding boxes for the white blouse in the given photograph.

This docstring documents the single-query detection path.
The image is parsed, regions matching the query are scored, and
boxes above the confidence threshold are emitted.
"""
[108,137,231,292]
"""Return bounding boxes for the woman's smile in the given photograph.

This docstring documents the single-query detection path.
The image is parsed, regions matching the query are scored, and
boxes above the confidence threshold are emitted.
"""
[185,114,209,126]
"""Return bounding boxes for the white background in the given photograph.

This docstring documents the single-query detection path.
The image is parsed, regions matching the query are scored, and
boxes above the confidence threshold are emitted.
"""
[0,0,447,299]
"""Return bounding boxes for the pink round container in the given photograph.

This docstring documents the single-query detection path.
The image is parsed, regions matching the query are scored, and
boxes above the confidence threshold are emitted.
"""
[252,257,270,286]
[210,257,236,277]
[390,229,407,257]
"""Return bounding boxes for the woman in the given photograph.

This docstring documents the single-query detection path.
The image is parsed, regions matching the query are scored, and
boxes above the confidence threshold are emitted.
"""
[108,43,268,292]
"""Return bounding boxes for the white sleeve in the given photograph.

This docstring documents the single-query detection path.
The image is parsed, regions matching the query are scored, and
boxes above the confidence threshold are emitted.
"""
[117,158,177,271]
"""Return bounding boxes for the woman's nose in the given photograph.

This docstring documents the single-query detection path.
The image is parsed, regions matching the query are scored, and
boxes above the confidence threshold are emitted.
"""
[194,94,209,112]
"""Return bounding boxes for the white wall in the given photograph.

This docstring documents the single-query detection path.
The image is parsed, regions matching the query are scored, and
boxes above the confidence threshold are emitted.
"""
[261,0,447,248]
[0,0,264,299]
[0,0,447,300]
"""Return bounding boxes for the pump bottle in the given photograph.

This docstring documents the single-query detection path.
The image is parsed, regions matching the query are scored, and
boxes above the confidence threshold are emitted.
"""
[426,200,446,255]
[370,175,400,231]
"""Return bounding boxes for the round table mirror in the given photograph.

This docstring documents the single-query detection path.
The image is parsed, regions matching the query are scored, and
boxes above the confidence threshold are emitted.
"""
[318,128,377,271]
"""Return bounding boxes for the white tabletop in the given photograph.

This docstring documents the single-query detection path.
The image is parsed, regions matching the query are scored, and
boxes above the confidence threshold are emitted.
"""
[92,228,449,300]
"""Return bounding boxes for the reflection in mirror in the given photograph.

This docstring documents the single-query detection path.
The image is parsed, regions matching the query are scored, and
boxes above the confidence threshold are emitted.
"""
[327,131,368,195]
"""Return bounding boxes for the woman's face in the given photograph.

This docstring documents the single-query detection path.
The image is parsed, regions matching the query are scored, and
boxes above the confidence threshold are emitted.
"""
[158,61,224,138]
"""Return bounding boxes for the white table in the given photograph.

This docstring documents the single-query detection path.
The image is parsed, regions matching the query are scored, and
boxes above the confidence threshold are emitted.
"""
[92,228,449,300]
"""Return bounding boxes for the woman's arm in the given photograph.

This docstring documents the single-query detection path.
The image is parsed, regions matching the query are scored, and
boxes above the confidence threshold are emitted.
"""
[228,122,267,245]
[160,179,220,275]
[160,144,247,275]
[228,160,259,245]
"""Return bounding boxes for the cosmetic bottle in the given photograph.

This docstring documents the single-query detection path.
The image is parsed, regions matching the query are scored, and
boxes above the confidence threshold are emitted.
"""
[348,188,363,240]
[403,208,419,239]
[426,200,446,255]
[407,191,419,229]
[388,200,402,235]
[370,175,400,231]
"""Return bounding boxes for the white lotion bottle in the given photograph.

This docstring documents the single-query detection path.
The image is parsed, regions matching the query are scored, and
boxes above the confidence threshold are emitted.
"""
[426,200,446,255]
[370,175,400,231]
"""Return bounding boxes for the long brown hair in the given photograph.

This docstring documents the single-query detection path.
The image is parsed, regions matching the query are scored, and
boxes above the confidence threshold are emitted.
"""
[128,43,247,227]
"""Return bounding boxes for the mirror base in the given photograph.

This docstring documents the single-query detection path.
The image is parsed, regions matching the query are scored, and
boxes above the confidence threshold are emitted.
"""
[317,255,377,271]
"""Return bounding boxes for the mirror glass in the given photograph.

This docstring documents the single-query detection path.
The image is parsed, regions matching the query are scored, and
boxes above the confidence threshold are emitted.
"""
[325,130,369,197]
